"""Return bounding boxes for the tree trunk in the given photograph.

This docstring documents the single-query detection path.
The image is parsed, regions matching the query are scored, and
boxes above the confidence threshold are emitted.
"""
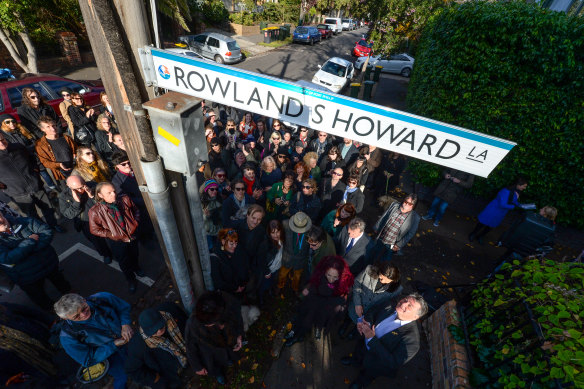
[0,27,34,73]
[19,31,38,74]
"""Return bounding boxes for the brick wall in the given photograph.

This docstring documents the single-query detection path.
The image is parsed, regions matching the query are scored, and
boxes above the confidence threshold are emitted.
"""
[424,300,471,389]
[56,31,82,66]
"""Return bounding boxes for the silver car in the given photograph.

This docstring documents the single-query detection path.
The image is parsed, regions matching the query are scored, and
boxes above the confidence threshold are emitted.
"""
[354,53,415,77]
[178,32,242,64]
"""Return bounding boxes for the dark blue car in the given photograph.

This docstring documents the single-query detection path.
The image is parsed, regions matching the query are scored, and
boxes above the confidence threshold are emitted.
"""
[293,26,322,45]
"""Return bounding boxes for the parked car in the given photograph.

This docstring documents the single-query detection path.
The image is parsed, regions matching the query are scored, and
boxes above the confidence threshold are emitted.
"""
[316,24,334,40]
[354,53,415,77]
[178,32,242,64]
[323,17,343,34]
[341,18,355,31]
[353,39,373,57]
[0,74,104,126]
[312,57,354,93]
[293,26,322,45]
[164,47,210,61]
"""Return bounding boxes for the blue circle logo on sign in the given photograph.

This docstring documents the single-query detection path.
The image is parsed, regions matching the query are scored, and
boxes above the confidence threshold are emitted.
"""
[158,65,171,80]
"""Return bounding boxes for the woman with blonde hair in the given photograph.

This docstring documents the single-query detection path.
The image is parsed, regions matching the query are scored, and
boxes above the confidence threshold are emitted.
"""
[303,151,322,184]
[72,147,111,185]
[259,156,282,192]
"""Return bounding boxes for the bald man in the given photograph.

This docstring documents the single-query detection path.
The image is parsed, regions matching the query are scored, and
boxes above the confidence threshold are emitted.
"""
[59,175,112,263]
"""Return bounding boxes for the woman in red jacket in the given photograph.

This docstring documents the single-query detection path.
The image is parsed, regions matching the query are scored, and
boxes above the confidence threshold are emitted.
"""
[89,181,142,293]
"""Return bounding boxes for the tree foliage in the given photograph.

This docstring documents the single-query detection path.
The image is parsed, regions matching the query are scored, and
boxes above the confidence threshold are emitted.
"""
[466,258,584,388]
[406,1,584,228]
[159,0,192,31]
[367,0,447,56]
[0,0,85,72]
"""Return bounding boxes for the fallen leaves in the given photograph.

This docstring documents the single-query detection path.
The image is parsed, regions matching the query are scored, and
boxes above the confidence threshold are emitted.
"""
[249,376,255,383]
[251,363,259,370]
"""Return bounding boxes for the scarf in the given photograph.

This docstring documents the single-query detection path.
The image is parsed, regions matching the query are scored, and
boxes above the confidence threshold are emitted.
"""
[343,186,358,202]
[107,202,126,231]
[140,311,187,367]
[87,161,108,183]
[242,176,255,195]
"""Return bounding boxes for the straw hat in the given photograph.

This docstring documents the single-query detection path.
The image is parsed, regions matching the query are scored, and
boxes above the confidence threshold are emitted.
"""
[289,212,312,233]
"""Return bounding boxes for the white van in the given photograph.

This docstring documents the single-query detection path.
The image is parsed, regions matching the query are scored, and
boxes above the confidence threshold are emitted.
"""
[324,17,343,34]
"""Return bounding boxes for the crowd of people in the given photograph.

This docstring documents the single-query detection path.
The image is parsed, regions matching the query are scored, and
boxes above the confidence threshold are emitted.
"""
[0,92,561,388]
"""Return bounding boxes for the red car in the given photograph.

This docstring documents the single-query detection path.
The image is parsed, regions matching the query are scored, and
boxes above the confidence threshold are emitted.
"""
[353,39,373,57]
[0,74,104,127]
[317,24,334,40]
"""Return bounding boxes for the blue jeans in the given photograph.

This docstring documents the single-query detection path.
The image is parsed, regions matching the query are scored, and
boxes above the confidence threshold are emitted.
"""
[107,348,128,389]
[426,197,449,223]
[369,239,394,262]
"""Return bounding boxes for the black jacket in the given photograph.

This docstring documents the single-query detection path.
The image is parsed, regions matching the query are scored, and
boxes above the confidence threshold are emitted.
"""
[16,104,58,139]
[289,193,321,221]
[363,303,421,375]
[94,130,119,165]
[58,189,97,226]
[344,188,365,213]
[221,194,255,228]
[234,219,267,273]
[112,171,145,209]
[0,143,43,197]
[124,303,187,389]
[210,246,249,293]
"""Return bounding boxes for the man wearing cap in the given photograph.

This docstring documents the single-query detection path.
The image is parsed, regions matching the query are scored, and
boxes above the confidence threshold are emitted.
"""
[290,140,306,163]
[54,292,133,389]
[125,303,188,389]
[241,135,261,162]
[278,212,312,293]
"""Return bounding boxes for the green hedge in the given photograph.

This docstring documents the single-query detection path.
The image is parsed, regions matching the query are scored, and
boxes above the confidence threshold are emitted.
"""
[406,1,584,228]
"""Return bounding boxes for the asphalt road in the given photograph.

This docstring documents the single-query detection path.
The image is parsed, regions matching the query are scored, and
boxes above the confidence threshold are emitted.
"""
[234,28,367,83]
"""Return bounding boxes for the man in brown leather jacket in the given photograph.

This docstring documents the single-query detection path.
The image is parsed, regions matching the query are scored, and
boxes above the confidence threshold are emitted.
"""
[89,181,142,293]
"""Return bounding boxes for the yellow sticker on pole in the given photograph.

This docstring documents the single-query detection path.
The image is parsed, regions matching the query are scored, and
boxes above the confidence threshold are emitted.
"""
[157,126,180,146]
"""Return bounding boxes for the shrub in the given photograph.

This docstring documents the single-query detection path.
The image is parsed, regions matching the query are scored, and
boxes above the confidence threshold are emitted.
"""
[229,11,256,26]
[406,1,584,228]
[201,0,229,25]
[464,258,584,387]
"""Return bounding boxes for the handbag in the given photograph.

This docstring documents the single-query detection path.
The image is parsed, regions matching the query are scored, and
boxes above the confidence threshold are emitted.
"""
[74,125,96,145]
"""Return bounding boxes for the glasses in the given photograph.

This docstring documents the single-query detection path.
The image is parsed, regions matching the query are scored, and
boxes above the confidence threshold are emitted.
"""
[403,201,414,206]
[333,172,343,176]
[303,185,313,189]
[278,155,286,159]
[300,129,308,133]
[71,303,90,321]
[216,173,226,178]
[3,119,16,125]
[234,187,245,191]
[271,137,280,141]
[349,181,357,185]
[319,134,327,137]
[119,162,131,167]
[72,97,82,100]
[207,187,218,192]
[308,241,320,247]
[62,93,70,97]
[29,95,39,100]
[273,124,280,127]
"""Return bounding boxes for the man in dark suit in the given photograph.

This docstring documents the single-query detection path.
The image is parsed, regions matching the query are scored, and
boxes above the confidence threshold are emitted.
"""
[335,217,371,275]
[341,293,428,388]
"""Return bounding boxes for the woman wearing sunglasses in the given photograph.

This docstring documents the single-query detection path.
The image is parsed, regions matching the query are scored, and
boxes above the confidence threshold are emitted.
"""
[16,87,58,139]
[67,92,97,146]
[72,147,111,186]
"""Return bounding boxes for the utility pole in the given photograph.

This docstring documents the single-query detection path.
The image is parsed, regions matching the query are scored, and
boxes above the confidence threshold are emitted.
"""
[77,0,205,309]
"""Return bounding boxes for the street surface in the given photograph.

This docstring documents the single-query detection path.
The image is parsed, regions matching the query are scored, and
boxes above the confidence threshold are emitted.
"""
[235,29,365,83]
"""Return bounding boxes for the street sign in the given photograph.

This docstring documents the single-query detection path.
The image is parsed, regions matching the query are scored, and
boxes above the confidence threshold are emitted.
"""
[140,47,516,177]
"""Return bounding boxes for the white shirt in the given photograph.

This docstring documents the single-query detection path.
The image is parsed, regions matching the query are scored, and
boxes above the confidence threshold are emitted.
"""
[346,232,364,248]
[365,312,412,350]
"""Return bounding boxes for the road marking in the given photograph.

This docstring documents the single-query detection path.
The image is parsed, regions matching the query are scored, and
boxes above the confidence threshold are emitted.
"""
[59,242,155,287]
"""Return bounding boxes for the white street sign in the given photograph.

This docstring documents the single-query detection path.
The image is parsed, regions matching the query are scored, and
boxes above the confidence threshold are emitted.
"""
[143,47,515,177]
